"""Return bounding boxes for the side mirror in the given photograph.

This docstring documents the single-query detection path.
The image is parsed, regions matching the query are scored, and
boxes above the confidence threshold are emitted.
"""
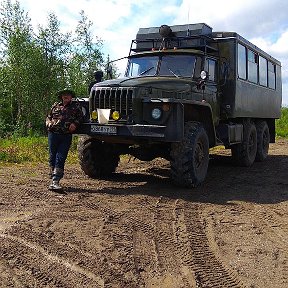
[197,70,209,90]
[200,70,209,80]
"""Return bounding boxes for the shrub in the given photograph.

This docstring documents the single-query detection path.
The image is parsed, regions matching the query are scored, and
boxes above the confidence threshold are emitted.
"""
[276,107,288,138]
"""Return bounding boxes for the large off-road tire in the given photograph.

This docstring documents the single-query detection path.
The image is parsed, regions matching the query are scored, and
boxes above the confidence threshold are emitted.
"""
[231,121,257,167]
[77,136,120,178]
[170,121,209,188]
[255,120,270,162]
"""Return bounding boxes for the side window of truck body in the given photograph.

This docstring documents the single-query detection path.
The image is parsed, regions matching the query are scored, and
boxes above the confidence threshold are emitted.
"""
[238,43,247,79]
[237,42,276,90]
[247,49,258,83]
[259,56,268,87]
[268,61,276,89]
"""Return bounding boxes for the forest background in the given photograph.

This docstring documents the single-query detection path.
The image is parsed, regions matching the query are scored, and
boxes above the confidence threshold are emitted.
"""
[0,0,115,137]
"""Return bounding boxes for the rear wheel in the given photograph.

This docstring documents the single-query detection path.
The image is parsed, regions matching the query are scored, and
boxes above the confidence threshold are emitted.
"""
[255,121,270,161]
[77,136,120,178]
[170,121,209,188]
[231,121,257,166]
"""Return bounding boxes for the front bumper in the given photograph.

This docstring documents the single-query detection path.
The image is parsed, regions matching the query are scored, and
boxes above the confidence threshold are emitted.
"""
[77,123,166,139]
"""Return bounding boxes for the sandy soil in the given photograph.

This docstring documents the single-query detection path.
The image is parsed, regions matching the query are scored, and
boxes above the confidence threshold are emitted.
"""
[0,139,287,288]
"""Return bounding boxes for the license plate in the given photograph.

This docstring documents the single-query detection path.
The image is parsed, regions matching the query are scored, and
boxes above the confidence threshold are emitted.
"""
[91,125,117,135]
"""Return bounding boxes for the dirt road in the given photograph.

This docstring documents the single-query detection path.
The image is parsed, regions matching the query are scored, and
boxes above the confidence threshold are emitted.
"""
[0,139,287,288]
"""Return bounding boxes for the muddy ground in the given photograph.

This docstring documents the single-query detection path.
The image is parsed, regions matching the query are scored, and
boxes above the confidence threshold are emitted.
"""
[0,139,287,288]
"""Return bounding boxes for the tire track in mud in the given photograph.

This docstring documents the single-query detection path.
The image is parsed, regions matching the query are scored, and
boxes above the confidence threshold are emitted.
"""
[1,236,68,287]
[254,206,288,285]
[151,197,196,287]
[1,181,245,288]
[173,201,245,288]
[126,195,245,287]
[152,197,185,274]
[1,195,134,287]
[87,195,186,286]
[128,196,188,287]
[83,195,246,287]
[83,196,185,287]
[2,191,145,288]
[202,204,288,288]
[257,207,288,250]
[66,200,142,288]
[0,233,104,288]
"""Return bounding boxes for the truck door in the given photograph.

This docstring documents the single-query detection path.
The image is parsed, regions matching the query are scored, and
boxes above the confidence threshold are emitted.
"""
[204,58,220,125]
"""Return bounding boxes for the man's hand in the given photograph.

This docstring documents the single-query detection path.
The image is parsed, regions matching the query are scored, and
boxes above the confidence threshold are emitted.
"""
[69,123,77,133]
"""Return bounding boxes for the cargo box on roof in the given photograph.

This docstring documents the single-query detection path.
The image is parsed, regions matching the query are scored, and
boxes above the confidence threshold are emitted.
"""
[133,23,213,51]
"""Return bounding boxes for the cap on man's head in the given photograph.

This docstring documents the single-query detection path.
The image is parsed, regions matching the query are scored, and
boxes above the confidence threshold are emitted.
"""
[57,89,75,99]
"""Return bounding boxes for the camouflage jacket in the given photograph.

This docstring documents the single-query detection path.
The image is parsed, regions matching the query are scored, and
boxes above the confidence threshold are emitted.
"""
[46,101,83,134]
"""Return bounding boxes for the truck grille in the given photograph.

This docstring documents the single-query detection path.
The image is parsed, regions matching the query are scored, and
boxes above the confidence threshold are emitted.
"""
[92,87,133,118]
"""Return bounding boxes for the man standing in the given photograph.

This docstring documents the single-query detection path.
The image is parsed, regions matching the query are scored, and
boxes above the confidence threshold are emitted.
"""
[46,89,83,192]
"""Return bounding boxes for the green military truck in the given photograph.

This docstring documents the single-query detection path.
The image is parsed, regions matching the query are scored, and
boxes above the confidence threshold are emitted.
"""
[76,23,282,188]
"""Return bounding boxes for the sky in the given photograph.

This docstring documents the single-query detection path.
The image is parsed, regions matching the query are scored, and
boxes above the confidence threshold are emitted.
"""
[3,0,288,106]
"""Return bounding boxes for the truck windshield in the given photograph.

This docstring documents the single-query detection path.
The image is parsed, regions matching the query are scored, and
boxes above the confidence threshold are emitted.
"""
[126,56,158,77]
[126,55,196,78]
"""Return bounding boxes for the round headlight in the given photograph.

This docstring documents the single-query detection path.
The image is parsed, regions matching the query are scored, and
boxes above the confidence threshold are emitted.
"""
[112,111,120,120]
[151,108,162,120]
[91,110,97,120]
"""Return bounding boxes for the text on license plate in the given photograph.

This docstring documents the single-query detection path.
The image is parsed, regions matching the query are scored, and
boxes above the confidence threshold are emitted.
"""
[91,125,117,134]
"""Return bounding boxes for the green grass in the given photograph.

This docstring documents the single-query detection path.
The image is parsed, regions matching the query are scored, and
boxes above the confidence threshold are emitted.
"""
[0,136,79,164]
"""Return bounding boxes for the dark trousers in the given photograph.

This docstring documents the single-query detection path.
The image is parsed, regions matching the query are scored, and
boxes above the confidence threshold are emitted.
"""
[48,132,72,180]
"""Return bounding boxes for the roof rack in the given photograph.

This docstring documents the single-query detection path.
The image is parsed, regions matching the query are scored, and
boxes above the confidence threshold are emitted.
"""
[130,35,217,54]
[130,23,217,54]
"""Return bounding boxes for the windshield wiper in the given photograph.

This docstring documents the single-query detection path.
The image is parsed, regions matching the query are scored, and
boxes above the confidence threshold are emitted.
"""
[167,67,180,78]
[139,66,154,76]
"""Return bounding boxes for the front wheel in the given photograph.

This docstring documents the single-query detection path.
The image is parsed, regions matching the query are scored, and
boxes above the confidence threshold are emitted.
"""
[77,136,120,178]
[170,121,209,188]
